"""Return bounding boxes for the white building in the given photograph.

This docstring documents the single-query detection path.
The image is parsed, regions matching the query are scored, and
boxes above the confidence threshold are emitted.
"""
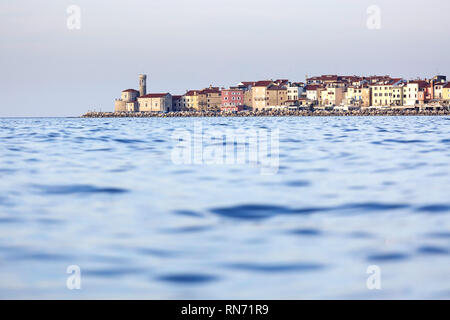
[287,83,305,101]
[403,82,420,106]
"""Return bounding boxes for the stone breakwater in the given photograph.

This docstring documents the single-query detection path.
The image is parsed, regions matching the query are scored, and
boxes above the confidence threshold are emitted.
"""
[82,108,450,118]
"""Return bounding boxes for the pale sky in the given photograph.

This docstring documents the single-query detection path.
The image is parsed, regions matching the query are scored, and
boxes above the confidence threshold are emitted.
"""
[1,0,449,116]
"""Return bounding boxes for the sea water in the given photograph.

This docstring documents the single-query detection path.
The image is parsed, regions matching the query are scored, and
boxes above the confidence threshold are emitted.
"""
[0,116,449,299]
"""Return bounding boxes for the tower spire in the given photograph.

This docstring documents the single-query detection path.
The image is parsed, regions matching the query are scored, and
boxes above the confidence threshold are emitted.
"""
[139,74,147,96]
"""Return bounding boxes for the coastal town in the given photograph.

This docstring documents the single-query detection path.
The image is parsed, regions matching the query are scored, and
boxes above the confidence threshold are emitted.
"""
[83,74,450,117]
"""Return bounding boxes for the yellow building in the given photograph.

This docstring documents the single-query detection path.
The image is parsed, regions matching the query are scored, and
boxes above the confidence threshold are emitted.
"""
[443,83,450,101]
[126,101,138,112]
[251,80,273,110]
[346,86,372,107]
[137,93,172,112]
[182,90,200,110]
[371,79,404,106]
[346,86,362,105]
[392,85,404,106]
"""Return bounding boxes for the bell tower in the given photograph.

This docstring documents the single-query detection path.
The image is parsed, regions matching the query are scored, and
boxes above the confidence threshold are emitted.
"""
[139,74,147,97]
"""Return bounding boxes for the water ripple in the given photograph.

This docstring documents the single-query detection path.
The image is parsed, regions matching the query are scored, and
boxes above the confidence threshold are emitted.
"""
[367,253,409,262]
[84,268,146,278]
[157,273,219,284]
[210,202,409,220]
[226,262,325,273]
[416,204,450,214]
[416,246,449,255]
[290,228,322,236]
[30,184,129,195]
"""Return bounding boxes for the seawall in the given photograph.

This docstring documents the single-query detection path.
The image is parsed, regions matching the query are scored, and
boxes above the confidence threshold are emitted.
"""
[82,108,450,118]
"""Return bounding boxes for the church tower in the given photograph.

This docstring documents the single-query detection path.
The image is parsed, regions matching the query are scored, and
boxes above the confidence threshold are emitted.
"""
[139,74,147,97]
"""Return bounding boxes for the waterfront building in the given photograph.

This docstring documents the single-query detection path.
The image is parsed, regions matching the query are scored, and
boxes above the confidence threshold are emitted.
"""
[172,95,182,111]
[392,84,404,106]
[267,85,288,107]
[243,90,253,109]
[198,87,222,111]
[137,93,172,112]
[346,85,372,107]
[114,74,147,112]
[433,82,446,100]
[403,82,420,106]
[417,81,433,104]
[443,83,450,101]
[183,90,200,110]
[361,87,372,107]
[305,85,321,104]
[251,80,274,110]
[319,85,345,107]
[112,74,450,113]
[222,88,245,109]
[287,82,305,101]
[115,89,139,112]
[126,101,138,112]
[234,82,255,109]
[371,78,404,106]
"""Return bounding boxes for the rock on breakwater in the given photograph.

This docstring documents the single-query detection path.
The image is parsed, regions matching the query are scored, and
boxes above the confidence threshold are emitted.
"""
[82,108,450,118]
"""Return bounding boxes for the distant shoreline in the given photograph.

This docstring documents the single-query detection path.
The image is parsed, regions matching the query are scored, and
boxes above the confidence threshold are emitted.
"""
[82,108,450,118]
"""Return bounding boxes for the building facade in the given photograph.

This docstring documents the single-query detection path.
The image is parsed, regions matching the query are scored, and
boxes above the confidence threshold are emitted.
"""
[371,79,404,106]
[138,93,172,112]
[251,81,273,110]
[222,89,245,109]
[319,86,345,107]
[305,85,321,104]
[443,83,450,101]
[114,75,147,112]
[198,87,222,111]
[172,95,182,111]
[115,89,139,112]
[183,90,200,110]
[267,86,288,107]
[403,82,419,106]
[287,83,304,101]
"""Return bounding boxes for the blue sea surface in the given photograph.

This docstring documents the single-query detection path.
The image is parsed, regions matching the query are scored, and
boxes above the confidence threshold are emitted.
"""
[0,116,449,299]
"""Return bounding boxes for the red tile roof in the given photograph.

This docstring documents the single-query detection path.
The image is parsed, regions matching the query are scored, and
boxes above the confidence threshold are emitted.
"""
[275,79,289,85]
[254,80,273,87]
[200,88,221,94]
[122,89,139,92]
[308,75,339,82]
[185,90,199,96]
[305,85,321,91]
[138,93,169,98]
[409,80,430,88]
[268,85,286,90]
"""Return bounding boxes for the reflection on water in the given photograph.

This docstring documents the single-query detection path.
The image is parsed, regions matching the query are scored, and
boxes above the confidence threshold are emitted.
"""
[0,116,449,299]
